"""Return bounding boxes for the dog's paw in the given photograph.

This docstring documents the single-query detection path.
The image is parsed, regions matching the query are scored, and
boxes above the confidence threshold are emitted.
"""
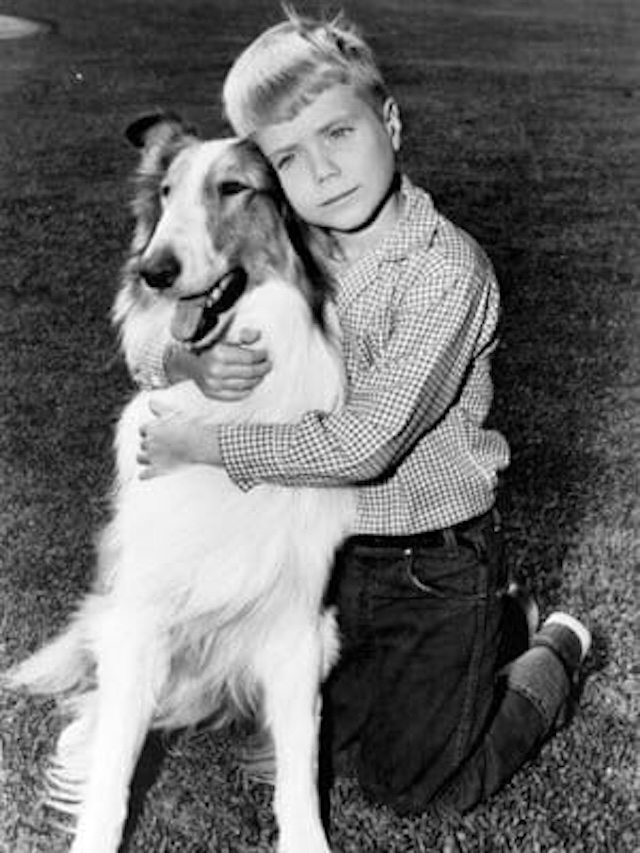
[277,826,332,853]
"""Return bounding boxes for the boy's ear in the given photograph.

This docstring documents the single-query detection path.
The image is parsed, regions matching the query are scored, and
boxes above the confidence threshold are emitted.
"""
[382,98,402,151]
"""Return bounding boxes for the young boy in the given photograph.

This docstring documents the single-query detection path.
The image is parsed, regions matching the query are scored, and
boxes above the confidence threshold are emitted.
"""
[135,11,591,816]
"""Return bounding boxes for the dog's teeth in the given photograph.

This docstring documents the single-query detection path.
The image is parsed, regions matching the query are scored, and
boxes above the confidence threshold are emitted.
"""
[206,288,222,308]
[203,275,234,308]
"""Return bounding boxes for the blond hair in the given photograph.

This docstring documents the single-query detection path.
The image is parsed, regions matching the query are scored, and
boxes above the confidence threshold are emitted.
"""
[222,8,389,137]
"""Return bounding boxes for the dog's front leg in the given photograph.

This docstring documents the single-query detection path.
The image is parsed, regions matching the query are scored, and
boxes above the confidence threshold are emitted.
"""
[70,610,166,853]
[258,621,331,853]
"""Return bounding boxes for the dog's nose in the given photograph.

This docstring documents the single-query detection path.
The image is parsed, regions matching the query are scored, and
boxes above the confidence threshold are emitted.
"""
[139,254,181,290]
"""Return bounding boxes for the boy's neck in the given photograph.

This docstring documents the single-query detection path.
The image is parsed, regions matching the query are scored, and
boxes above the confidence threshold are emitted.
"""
[332,177,404,265]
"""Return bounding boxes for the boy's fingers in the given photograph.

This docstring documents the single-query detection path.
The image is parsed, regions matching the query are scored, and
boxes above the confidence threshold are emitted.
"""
[200,360,270,385]
[200,374,265,400]
[236,327,262,345]
[226,360,271,378]
[216,343,270,365]
[222,374,267,390]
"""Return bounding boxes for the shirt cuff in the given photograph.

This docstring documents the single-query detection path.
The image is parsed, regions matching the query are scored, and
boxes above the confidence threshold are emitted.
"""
[130,334,172,389]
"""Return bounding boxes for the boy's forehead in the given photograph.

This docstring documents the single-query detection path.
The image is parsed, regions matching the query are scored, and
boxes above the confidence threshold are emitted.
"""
[254,84,374,153]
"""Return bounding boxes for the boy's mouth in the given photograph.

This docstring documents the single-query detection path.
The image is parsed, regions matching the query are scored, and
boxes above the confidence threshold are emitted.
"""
[321,187,358,207]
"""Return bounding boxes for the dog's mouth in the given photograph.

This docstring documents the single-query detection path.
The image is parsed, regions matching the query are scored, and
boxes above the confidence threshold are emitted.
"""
[170,267,248,348]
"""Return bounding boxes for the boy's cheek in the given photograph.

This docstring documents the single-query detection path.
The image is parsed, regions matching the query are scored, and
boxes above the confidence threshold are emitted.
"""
[278,170,311,210]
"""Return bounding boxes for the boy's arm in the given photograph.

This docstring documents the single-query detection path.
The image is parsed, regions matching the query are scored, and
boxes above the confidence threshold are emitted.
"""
[218,259,500,489]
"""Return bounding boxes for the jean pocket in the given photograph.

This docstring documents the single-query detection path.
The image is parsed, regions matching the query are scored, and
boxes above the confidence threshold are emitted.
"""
[403,545,488,602]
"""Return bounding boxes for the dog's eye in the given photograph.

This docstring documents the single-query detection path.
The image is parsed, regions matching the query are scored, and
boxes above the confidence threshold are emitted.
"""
[160,183,171,199]
[218,180,250,197]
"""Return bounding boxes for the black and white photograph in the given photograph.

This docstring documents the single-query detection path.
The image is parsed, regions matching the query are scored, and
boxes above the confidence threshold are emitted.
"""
[0,1,637,851]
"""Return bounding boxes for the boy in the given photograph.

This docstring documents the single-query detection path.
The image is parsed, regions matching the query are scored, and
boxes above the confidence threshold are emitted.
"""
[135,11,591,816]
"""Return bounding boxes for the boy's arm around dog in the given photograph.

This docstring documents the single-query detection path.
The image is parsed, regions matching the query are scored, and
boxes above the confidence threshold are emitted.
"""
[219,230,504,491]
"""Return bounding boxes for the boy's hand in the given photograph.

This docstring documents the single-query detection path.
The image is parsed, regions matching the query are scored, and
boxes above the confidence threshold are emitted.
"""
[169,328,271,400]
[137,398,222,479]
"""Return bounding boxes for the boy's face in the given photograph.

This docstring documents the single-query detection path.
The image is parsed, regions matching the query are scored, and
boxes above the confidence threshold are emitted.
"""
[254,84,402,257]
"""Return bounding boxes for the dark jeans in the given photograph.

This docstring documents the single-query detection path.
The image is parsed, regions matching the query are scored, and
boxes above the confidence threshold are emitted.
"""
[322,510,576,814]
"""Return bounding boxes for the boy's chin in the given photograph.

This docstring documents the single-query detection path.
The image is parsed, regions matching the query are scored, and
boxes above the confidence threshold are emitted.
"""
[321,202,380,235]
[329,198,401,237]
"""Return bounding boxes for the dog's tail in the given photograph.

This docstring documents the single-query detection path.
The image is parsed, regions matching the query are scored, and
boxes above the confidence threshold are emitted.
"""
[3,621,89,696]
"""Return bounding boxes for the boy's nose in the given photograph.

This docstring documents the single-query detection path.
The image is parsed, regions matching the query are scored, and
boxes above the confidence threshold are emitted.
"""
[310,148,339,184]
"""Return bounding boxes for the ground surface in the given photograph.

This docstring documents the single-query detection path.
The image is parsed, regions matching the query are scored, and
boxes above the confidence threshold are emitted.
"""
[0,1,638,851]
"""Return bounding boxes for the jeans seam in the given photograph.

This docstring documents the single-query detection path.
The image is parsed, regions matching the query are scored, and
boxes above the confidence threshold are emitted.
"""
[453,564,488,767]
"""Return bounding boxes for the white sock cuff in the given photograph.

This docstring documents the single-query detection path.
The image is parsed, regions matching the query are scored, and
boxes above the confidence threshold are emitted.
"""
[544,612,592,661]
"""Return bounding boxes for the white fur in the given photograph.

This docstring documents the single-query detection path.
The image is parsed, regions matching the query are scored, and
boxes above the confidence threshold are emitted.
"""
[6,130,355,853]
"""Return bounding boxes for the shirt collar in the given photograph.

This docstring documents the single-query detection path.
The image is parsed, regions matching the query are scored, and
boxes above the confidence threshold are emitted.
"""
[335,175,439,303]
[380,174,438,261]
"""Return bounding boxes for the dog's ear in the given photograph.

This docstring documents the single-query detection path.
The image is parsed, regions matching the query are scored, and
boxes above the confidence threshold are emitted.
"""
[125,112,197,149]
[229,139,281,196]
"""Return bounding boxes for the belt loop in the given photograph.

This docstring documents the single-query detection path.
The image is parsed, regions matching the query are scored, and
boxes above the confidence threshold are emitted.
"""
[443,527,457,555]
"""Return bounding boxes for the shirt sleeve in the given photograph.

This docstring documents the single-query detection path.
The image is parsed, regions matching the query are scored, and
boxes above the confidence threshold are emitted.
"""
[219,253,500,490]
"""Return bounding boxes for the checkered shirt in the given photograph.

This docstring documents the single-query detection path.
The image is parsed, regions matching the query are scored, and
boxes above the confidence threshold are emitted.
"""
[218,177,510,534]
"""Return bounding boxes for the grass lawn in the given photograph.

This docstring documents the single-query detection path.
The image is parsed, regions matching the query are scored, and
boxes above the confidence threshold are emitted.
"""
[0,0,638,850]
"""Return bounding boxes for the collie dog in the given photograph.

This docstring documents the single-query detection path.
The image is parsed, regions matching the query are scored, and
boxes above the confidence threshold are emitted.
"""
[6,113,355,853]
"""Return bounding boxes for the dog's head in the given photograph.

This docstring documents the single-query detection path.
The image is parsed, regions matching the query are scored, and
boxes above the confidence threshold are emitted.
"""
[123,112,331,348]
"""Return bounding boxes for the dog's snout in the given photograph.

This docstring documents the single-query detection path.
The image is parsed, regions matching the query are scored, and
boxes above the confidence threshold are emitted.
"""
[139,254,181,290]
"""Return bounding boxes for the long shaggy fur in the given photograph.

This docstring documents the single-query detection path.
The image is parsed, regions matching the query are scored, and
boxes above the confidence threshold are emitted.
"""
[6,114,354,853]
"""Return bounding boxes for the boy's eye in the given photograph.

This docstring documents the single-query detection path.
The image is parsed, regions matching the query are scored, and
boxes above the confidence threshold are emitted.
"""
[274,153,295,171]
[328,125,353,141]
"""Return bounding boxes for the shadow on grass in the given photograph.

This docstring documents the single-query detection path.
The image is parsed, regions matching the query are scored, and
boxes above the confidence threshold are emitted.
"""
[120,734,167,851]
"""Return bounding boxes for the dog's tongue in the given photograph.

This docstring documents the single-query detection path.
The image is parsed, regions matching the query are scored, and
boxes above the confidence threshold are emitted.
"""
[171,298,206,343]
[169,269,248,346]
